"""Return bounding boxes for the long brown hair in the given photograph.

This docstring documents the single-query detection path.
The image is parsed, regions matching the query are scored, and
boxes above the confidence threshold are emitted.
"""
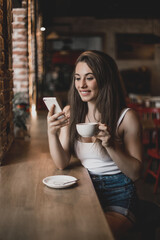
[68,50,126,155]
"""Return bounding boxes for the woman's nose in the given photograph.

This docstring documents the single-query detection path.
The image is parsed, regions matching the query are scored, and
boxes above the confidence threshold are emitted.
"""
[80,78,87,88]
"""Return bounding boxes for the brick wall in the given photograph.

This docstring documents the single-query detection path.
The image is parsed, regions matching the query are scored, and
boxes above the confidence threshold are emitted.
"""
[0,0,14,165]
[12,2,28,98]
[28,0,36,107]
[12,0,44,108]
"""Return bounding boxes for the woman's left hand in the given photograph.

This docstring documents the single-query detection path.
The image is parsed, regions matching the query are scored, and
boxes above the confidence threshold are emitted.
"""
[96,123,111,148]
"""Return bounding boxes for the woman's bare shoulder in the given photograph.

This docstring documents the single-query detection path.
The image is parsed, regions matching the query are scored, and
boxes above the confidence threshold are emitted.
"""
[126,108,140,120]
[124,108,142,131]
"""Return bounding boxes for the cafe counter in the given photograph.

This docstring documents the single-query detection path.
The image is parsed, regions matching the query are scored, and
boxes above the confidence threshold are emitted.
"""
[0,114,114,240]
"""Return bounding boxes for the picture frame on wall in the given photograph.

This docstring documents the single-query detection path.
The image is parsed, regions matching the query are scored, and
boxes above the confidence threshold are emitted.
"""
[116,33,158,60]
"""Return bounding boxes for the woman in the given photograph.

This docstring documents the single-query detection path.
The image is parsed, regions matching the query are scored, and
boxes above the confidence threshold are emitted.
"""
[47,50,143,239]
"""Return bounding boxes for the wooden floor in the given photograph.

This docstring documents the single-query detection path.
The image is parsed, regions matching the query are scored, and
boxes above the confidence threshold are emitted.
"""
[1,110,160,239]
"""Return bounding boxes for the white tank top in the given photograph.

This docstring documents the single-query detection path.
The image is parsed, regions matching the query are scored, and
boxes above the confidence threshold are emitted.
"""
[74,108,131,175]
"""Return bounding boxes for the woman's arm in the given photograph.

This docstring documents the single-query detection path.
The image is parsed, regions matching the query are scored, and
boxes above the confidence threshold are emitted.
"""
[97,110,143,181]
[47,105,71,170]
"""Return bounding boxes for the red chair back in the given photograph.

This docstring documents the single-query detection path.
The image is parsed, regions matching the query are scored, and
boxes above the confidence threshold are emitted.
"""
[132,107,160,147]
[135,107,160,121]
[153,119,160,153]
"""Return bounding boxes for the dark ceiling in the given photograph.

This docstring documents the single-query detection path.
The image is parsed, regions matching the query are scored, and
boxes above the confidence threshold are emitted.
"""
[40,0,160,27]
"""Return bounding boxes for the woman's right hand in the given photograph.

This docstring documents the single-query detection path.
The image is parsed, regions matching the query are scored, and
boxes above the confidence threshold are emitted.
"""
[47,104,70,135]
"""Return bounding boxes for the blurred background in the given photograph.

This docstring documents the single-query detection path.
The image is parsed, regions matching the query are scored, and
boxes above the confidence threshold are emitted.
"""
[38,0,160,108]
[0,0,160,177]
[10,0,160,110]
[1,1,160,238]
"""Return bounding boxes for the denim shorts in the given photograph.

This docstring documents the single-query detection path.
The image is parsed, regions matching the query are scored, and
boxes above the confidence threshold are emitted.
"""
[89,172,138,223]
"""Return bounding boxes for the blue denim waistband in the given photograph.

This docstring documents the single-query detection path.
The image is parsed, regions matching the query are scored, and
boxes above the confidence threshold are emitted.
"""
[89,172,133,187]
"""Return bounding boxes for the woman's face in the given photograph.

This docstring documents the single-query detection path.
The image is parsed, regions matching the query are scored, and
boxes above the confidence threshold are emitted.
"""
[74,62,99,103]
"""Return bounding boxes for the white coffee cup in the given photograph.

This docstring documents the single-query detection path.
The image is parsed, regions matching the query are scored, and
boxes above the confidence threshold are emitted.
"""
[76,123,99,137]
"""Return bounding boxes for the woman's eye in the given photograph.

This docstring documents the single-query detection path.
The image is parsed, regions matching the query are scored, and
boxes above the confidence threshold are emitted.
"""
[86,77,94,80]
[75,77,80,81]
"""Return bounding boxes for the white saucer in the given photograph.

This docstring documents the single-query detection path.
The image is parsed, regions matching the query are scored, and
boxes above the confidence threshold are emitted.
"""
[42,175,78,189]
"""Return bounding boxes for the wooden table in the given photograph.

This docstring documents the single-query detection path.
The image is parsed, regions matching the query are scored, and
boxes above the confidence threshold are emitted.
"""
[0,112,114,240]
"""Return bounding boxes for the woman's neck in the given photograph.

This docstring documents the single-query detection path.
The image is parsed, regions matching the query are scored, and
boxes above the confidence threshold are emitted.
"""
[86,102,100,123]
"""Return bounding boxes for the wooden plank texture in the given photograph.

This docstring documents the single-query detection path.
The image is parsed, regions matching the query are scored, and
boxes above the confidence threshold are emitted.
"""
[0,111,114,240]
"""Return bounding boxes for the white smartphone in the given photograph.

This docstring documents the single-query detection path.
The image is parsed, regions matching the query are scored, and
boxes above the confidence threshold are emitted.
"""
[43,97,63,118]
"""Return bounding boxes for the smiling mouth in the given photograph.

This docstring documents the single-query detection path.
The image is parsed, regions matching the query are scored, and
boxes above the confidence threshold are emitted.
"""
[80,90,91,94]
[80,92,90,96]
